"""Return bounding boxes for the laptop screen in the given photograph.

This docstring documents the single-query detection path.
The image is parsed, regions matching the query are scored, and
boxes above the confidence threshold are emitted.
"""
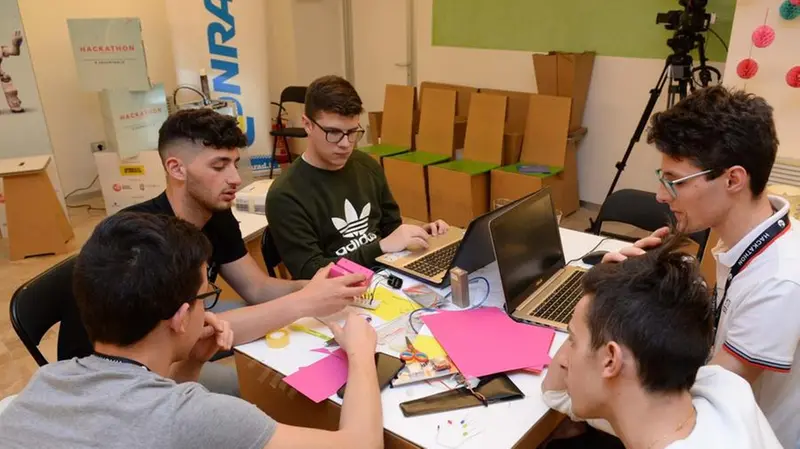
[489,189,566,312]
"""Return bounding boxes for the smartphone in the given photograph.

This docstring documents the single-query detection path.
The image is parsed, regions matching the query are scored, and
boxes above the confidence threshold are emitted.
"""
[337,352,405,398]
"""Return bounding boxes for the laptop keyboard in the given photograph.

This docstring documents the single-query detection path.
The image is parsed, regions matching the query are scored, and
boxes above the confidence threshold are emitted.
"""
[405,241,459,278]
[530,271,586,324]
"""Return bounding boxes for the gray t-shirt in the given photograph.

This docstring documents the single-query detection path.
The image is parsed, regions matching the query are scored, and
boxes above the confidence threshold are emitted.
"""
[0,356,276,449]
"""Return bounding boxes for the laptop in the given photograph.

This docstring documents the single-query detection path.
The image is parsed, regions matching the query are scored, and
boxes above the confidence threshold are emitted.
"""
[375,197,527,286]
[489,188,586,331]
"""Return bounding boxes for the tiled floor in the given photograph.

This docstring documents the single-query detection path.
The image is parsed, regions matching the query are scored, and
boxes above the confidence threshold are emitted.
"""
[0,194,641,399]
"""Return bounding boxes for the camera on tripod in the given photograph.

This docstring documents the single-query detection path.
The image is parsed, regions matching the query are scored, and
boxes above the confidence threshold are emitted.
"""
[655,0,717,86]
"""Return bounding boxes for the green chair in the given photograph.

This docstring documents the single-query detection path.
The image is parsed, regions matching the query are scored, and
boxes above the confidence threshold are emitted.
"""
[358,84,415,164]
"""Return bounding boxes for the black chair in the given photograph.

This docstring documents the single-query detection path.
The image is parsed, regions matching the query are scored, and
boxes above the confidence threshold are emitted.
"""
[10,256,84,366]
[589,188,711,260]
[269,86,308,179]
[260,226,283,278]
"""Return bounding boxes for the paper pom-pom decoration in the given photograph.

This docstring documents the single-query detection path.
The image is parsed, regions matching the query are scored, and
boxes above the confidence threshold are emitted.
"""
[787,66,800,88]
[752,25,776,47]
[780,0,800,19]
[736,59,759,79]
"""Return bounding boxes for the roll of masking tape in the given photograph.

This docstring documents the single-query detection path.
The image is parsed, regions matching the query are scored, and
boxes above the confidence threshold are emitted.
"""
[266,329,290,349]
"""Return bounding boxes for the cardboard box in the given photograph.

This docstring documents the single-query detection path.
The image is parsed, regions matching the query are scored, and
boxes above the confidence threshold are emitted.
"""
[491,165,565,212]
[360,85,415,164]
[367,111,383,144]
[533,51,595,131]
[502,132,523,166]
[384,88,457,222]
[428,93,506,227]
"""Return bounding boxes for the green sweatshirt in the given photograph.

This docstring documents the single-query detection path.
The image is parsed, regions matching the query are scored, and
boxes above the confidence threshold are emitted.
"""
[266,150,403,280]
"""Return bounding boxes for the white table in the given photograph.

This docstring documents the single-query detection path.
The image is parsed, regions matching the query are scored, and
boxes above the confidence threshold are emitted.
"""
[232,207,268,242]
[235,228,629,448]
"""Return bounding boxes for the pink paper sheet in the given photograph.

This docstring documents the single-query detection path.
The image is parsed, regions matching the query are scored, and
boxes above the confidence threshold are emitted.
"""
[422,307,555,379]
[284,349,348,403]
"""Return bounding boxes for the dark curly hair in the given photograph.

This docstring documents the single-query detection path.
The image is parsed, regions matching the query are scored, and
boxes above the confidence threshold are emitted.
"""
[646,86,778,196]
[305,75,364,120]
[158,108,247,158]
[582,234,714,394]
[73,212,212,346]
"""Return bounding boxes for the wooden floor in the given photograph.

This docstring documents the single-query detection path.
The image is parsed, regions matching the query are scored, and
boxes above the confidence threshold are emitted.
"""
[0,194,642,399]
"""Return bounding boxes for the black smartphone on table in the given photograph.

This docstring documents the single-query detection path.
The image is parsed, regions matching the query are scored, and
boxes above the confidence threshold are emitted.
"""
[337,352,405,398]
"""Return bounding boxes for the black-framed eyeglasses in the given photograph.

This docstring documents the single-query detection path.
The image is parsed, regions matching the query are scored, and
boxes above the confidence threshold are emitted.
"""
[308,116,365,144]
[196,282,222,311]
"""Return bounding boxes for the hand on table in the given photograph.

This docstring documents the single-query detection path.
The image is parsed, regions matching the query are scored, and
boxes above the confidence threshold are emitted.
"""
[188,312,234,363]
[380,224,431,253]
[601,226,670,263]
[299,264,367,318]
[326,312,377,358]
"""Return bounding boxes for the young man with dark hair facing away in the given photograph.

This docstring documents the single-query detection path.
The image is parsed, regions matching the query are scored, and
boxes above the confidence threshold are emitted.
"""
[267,75,450,280]
[543,235,781,449]
[58,108,368,396]
[602,86,800,448]
[0,213,383,449]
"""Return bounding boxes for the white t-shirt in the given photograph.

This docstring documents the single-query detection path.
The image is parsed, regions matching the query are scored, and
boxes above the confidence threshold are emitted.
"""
[712,195,800,449]
[542,365,782,448]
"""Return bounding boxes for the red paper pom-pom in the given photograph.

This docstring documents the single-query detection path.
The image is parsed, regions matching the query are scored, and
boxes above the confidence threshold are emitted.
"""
[736,58,759,79]
[752,25,776,48]
[791,0,800,6]
[787,66,800,88]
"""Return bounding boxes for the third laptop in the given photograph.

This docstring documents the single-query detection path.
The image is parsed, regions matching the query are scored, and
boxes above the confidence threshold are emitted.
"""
[488,188,586,331]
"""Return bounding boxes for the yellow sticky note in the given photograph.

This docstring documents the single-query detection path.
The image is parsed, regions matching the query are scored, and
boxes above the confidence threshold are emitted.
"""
[413,335,446,359]
[372,287,420,321]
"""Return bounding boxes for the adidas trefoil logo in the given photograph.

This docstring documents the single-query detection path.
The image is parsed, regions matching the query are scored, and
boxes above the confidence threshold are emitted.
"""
[332,199,377,256]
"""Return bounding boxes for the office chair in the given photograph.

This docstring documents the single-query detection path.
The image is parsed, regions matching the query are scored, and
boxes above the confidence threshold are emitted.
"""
[260,226,284,278]
[10,256,78,366]
[589,188,711,260]
[269,86,308,179]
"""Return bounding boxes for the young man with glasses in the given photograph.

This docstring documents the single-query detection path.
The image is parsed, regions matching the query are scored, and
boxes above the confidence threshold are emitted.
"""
[602,86,800,448]
[267,75,449,280]
[0,213,383,449]
[58,108,368,396]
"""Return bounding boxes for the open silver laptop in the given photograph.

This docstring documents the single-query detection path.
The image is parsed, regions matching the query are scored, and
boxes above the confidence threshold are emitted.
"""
[489,188,586,331]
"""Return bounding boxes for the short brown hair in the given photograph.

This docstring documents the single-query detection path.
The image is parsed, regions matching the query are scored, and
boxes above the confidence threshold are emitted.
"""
[646,86,778,196]
[305,75,363,120]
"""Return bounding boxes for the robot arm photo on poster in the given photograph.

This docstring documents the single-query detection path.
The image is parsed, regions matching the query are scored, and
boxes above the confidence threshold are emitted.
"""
[1,30,24,113]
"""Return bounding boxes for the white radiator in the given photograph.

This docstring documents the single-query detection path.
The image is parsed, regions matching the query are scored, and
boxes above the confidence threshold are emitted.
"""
[769,157,800,188]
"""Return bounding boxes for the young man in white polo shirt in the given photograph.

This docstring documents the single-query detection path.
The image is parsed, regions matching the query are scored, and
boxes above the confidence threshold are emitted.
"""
[543,236,782,448]
[603,86,800,448]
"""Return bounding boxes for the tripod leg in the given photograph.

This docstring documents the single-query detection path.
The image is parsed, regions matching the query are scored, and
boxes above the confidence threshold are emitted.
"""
[590,59,671,233]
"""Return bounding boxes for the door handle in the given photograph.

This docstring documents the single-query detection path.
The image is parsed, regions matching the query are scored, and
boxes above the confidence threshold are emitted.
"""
[395,62,411,68]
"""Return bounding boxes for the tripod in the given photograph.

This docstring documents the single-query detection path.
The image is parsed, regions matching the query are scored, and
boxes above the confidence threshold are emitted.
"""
[588,33,718,234]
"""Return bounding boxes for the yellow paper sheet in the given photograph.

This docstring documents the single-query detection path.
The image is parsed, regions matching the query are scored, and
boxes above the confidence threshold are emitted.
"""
[372,286,420,321]
[413,335,446,359]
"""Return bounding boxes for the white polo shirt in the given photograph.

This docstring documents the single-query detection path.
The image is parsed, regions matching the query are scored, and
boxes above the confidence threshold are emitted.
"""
[712,195,800,449]
[542,365,782,448]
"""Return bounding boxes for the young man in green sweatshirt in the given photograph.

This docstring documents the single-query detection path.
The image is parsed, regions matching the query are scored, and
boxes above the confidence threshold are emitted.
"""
[267,75,448,280]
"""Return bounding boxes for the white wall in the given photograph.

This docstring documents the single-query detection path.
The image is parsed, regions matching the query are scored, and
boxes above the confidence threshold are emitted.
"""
[18,0,177,195]
[292,0,346,85]
[266,0,299,103]
[412,0,725,205]
[723,0,800,160]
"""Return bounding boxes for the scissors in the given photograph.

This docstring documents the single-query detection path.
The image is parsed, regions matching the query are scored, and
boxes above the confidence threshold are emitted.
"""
[400,336,429,364]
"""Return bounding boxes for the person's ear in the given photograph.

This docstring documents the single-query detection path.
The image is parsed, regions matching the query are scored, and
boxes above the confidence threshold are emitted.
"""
[725,166,748,194]
[302,114,313,135]
[164,155,187,182]
[168,302,192,335]
[600,341,624,380]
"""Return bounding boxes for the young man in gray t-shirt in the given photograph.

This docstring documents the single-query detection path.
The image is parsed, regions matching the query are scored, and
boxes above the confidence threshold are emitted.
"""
[0,213,383,449]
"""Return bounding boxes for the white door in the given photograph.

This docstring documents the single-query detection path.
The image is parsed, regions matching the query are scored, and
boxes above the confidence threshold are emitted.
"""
[349,0,411,142]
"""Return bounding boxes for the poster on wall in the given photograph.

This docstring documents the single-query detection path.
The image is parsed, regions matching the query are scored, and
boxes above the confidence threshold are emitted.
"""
[94,150,166,215]
[67,17,151,92]
[165,0,274,174]
[100,83,169,159]
[0,0,66,238]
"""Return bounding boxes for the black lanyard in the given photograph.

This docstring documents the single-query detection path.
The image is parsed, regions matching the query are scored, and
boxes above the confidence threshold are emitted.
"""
[93,351,151,372]
[713,212,791,330]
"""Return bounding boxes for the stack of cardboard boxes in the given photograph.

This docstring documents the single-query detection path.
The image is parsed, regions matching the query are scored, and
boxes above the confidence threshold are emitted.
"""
[365,51,595,224]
